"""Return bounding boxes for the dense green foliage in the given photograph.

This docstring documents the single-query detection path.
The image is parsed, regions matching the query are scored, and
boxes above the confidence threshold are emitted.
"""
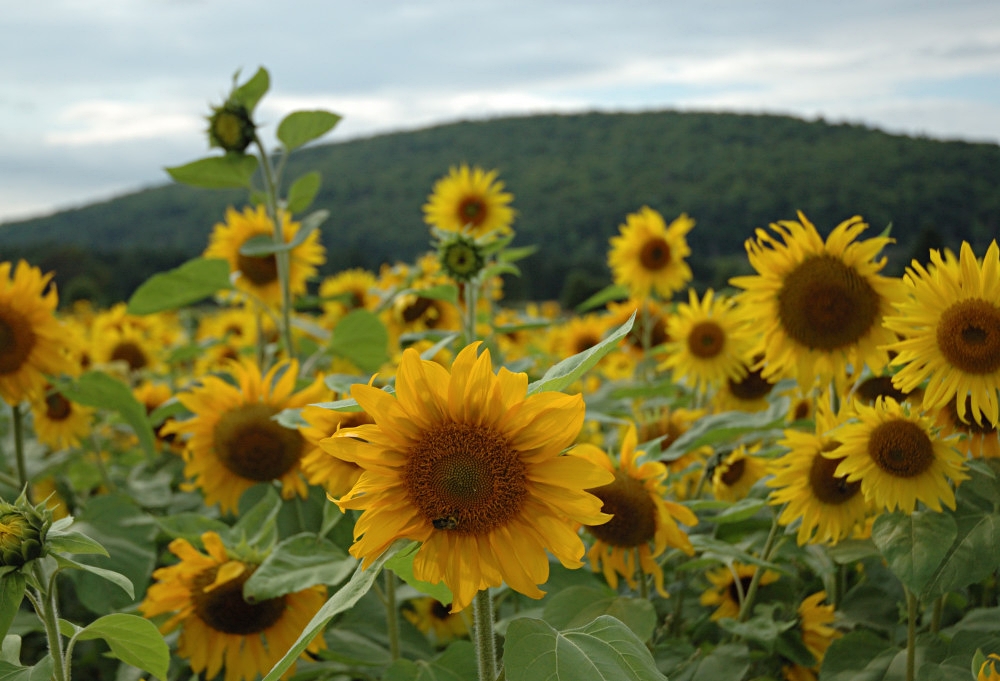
[2,110,998,306]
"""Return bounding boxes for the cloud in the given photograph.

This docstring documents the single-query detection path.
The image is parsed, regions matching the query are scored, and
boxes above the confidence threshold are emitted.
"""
[44,100,203,147]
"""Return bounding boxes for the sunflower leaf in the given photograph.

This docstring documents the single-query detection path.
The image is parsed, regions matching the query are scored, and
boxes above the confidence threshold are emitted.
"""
[165,154,259,189]
[0,572,25,642]
[871,510,958,597]
[819,629,900,681]
[126,257,233,315]
[383,641,476,681]
[237,210,328,256]
[70,613,170,681]
[0,656,55,681]
[260,540,408,681]
[503,615,667,681]
[286,171,322,214]
[329,309,390,374]
[527,312,635,395]
[231,485,283,549]
[243,533,356,601]
[542,586,656,642]
[277,110,341,151]
[384,542,453,605]
[574,284,630,313]
[231,66,270,112]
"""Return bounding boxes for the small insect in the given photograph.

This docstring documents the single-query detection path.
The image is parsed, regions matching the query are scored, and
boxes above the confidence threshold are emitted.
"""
[432,516,459,530]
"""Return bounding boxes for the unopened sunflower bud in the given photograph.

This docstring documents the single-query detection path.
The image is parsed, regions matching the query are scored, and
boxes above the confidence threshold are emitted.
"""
[207,100,256,154]
[438,234,485,282]
[0,493,53,568]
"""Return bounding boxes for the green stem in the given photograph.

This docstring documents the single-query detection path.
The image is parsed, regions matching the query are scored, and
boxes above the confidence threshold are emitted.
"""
[905,588,918,681]
[737,508,781,622]
[33,562,68,681]
[12,404,30,496]
[385,572,401,662]
[473,589,498,681]
[463,278,481,346]
[930,594,943,634]
[254,136,295,358]
[635,547,649,600]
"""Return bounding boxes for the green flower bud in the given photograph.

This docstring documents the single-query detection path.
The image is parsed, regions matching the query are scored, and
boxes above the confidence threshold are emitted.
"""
[0,493,52,568]
[207,100,256,154]
[438,234,485,282]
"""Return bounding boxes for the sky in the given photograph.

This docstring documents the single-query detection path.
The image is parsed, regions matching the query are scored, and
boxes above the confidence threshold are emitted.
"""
[2,0,998,224]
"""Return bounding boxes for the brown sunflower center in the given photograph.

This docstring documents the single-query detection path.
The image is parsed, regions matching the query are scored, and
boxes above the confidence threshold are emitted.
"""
[854,376,908,405]
[688,321,725,359]
[936,298,1000,375]
[213,404,304,482]
[404,422,526,535]
[0,306,36,375]
[237,252,279,286]
[45,392,72,421]
[728,575,755,605]
[810,444,861,505]
[639,237,671,271]
[867,419,935,478]
[719,457,746,486]
[586,472,658,547]
[191,564,286,635]
[727,365,774,401]
[458,196,487,226]
[573,333,600,355]
[431,600,452,620]
[777,254,881,351]
[947,395,997,434]
[110,341,148,371]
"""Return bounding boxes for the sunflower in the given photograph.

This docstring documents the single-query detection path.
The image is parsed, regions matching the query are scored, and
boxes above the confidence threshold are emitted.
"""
[402,597,471,646]
[318,268,379,325]
[782,591,841,681]
[90,321,164,377]
[729,213,906,390]
[606,298,672,360]
[139,531,325,681]
[422,164,515,238]
[661,288,754,396]
[884,240,1000,427]
[0,261,77,405]
[768,398,870,545]
[935,395,1000,459]
[164,359,327,514]
[325,342,614,612]
[608,207,694,300]
[299,404,372,498]
[134,381,184,454]
[712,444,768,502]
[29,385,94,451]
[205,205,326,307]
[980,654,1000,681]
[700,562,779,621]
[713,356,779,414]
[575,425,696,596]
[831,397,968,513]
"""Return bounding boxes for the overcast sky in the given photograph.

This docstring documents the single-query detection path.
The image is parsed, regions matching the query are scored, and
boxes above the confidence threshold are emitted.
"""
[2,0,998,224]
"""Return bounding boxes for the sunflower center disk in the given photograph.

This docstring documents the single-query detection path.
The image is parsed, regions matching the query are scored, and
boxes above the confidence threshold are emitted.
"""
[639,237,671,271]
[45,392,72,421]
[236,252,279,286]
[213,404,304,482]
[728,367,774,401]
[586,473,657,547]
[728,575,755,605]
[949,396,997,434]
[809,446,861,505]
[867,419,935,478]
[719,458,747,487]
[405,422,527,535]
[777,254,880,351]
[458,197,487,226]
[936,299,1000,374]
[0,308,36,375]
[688,321,725,359]
[191,564,286,635]
[110,341,148,371]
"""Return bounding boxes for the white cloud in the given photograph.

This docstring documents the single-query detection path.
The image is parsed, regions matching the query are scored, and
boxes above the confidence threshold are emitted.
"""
[44,100,203,146]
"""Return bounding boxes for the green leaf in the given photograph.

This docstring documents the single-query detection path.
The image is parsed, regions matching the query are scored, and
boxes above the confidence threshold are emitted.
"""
[127,257,232,315]
[286,171,322,214]
[243,533,355,601]
[329,309,391,374]
[231,66,269,112]
[404,284,459,305]
[667,643,750,681]
[44,528,108,557]
[165,154,259,189]
[575,284,630,313]
[819,629,900,681]
[1,636,22,665]
[155,513,232,544]
[0,656,54,681]
[261,540,407,681]
[709,498,767,524]
[0,573,25,641]
[385,542,453,605]
[498,245,539,263]
[72,613,169,681]
[383,641,476,681]
[54,554,134,600]
[920,508,1000,601]
[872,510,958,597]
[56,371,157,460]
[504,615,667,681]
[528,312,635,395]
[238,209,328,256]
[542,586,656,642]
[231,485,283,547]
[277,110,341,150]
[826,538,879,564]
[716,603,800,657]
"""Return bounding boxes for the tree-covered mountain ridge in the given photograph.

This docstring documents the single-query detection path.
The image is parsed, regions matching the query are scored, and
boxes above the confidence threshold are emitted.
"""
[2,109,998,305]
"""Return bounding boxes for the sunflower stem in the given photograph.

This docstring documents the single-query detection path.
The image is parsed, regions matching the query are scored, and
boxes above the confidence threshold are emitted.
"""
[473,589,498,681]
[930,594,944,633]
[636,547,649,600]
[254,135,295,359]
[905,587,918,681]
[385,571,401,661]
[32,561,68,681]
[12,404,30,497]
[737,507,781,622]
[463,278,481,346]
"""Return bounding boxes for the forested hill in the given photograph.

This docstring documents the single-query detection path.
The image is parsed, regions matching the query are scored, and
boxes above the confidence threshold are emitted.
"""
[2,110,998,305]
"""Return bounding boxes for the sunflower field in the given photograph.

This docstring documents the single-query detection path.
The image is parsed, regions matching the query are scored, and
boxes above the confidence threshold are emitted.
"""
[3,66,1000,681]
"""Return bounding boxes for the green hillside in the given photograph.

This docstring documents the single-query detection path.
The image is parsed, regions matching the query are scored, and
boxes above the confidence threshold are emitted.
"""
[2,110,998,306]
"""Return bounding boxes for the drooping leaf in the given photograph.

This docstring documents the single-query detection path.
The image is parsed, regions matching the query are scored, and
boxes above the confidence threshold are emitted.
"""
[54,554,134,600]
[127,257,233,315]
[329,309,391,374]
[243,533,356,601]
[165,154,259,189]
[871,510,958,597]
[0,573,25,641]
[277,110,341,150]
[237,209,328,256]
[528,312,635,395]
[72,613,170,681]
[55,371,157,460]
[0,656,54,681]
[44,527,109,557]
[920,508,1000,601]
[504,615,667,681]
